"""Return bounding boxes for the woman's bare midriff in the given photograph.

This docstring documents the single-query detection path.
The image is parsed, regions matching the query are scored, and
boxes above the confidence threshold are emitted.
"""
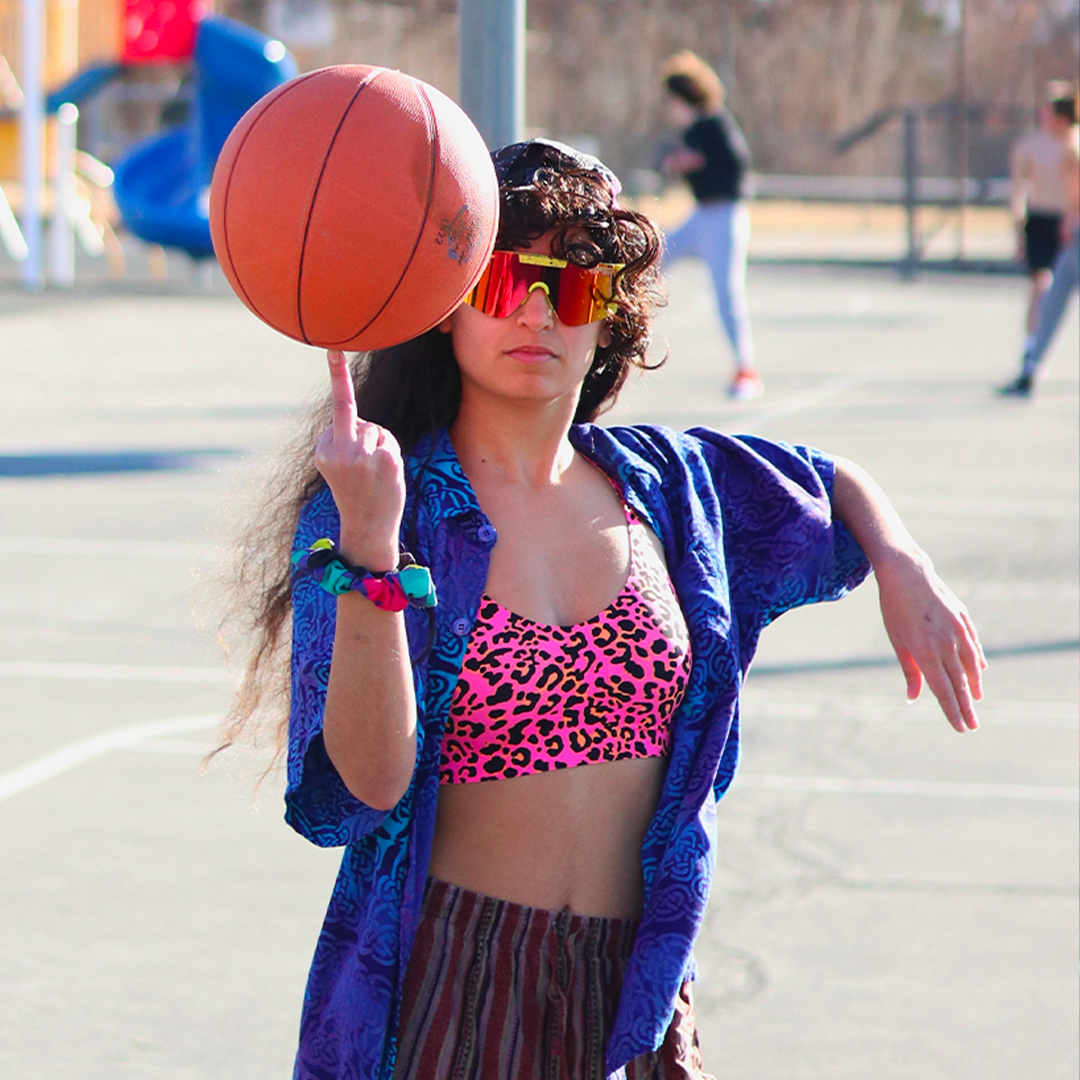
[428,754,669,920]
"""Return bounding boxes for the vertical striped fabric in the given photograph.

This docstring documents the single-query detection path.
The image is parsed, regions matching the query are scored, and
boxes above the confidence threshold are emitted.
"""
[392,878,713,1080]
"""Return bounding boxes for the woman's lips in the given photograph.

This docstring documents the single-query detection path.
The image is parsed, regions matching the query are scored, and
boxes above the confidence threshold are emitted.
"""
[506,345,557,363]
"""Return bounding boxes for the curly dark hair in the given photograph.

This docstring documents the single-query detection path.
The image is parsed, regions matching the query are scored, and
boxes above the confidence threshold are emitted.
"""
[212,140,665,768]
[351,142,664,450]
[661,50,725,113]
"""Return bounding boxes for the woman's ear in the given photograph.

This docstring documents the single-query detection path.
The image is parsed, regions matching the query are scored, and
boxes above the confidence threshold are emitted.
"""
[438,316,453,334]
[598,322,613,349]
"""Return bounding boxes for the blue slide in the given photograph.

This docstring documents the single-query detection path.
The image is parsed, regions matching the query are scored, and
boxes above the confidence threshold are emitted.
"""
[112,16,298,258]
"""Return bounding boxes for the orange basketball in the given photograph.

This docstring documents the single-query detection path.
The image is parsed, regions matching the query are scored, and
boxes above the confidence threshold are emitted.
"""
[209,65,499,351]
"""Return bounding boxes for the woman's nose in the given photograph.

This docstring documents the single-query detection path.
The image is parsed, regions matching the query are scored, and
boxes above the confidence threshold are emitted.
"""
[516,284,555,329]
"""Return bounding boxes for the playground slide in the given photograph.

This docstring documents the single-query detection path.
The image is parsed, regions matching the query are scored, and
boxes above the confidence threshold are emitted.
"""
[112,16,297,258]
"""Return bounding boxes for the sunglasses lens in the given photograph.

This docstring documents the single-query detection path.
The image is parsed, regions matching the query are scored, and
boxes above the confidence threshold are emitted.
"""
[554,264,612,326]
[465,254,616,326]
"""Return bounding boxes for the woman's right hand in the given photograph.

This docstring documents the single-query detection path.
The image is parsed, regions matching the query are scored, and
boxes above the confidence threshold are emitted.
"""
[314,350,405,572]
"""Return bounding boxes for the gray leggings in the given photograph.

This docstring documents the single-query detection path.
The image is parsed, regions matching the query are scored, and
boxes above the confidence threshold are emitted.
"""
[1024,225,1079,375]
[664,200,755,370]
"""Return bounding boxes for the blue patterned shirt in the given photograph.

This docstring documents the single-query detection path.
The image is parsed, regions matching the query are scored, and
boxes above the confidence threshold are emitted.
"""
[286,423,870,1079]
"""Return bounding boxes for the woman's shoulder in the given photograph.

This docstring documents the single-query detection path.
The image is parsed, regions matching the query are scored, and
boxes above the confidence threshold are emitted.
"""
[575,422,783,483]
[574,421,703,463]
[579,423,833,496]
[580,421,770,457]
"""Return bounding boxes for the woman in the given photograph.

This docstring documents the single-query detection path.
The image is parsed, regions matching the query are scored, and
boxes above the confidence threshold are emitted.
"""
[226,139,984,1080]
[659,50,759,400]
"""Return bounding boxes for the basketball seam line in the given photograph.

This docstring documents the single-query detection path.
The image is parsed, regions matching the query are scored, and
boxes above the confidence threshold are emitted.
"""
[296,67,387,345]
[342,82,440,345]
[218,70,325,327]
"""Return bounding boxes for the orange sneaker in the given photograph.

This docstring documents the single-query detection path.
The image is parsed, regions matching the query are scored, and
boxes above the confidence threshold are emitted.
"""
[727,369,764,400]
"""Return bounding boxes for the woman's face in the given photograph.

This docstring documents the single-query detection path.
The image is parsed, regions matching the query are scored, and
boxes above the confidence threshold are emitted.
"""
[441,230,611,412]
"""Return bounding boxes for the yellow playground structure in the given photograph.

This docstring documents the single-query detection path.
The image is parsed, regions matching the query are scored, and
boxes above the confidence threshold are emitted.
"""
[0,0,182,278]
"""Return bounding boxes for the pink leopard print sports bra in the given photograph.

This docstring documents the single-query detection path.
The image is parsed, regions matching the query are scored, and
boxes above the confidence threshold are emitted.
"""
[440,494,692,784]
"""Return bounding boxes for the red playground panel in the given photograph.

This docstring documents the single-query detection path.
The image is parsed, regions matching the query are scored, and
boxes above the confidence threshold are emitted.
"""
[123,0,210,63]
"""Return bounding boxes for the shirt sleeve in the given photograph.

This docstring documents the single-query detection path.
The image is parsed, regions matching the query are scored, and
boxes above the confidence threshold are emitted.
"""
[284,487,390,847]
[686,428,871,636]
[716,110,751,173]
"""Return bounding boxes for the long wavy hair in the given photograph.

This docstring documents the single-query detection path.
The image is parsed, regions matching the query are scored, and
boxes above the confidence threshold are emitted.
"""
[214,145,665,768]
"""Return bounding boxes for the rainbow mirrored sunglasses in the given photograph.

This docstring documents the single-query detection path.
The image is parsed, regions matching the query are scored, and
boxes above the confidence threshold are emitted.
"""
[462,251,624,326]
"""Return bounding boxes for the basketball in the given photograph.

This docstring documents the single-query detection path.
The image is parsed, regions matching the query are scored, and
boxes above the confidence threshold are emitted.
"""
[209,65,499,351]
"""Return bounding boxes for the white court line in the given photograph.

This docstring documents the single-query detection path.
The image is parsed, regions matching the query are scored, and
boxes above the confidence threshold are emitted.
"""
[0,715,219,803]
[742,691,1078,729]
[889,495,1079,520]
[737,374,869,432]
[737,774,1078,802]
[0,537,221,559]
[0,661,232,683]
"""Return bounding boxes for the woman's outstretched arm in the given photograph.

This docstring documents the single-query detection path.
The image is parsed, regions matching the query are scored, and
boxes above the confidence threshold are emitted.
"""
[831,457,987,732]
[316,351,417,810]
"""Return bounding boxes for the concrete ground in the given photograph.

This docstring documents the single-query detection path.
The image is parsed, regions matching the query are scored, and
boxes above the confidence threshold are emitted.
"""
[0,250,1075,1079]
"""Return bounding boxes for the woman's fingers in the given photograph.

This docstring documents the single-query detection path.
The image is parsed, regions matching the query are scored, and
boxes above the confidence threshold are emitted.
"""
[877,551,989,733]
[327,350,357,440]
[893,644,923,702]
[929,663,973,732]
[947,648,980,731]
[900,631,982,732]
[958,621,986,702]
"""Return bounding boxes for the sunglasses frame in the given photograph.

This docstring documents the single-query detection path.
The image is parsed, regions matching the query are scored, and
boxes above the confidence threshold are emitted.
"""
[463,250,625,327]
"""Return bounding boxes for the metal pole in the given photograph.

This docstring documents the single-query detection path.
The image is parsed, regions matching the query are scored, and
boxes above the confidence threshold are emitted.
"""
[719,0,736,101]
[956,0,968,260]
[20,0,46,288]
[902,109,919,278]
[458,0,525,149]
[48,103,78,286]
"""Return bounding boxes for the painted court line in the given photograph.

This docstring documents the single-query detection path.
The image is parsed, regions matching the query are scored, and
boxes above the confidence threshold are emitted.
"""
[3,716,1073,806]
[889,495,1079,520]
[0,715,219,803]
[122,738,216,755]
[737,774,1078,802]
[0,661,232,683]
[741,690,1078,729]
[739,373,869,431]
[0,537,222,559]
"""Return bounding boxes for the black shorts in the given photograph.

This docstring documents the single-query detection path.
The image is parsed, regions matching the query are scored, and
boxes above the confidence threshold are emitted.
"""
[1025,212,1063,273]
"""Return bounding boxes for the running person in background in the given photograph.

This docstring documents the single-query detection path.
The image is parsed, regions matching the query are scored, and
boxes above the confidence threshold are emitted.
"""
[223,140,985,1080]
[1009,82,1078,356]
[1000,85,1080,398]
[659,50,761,400]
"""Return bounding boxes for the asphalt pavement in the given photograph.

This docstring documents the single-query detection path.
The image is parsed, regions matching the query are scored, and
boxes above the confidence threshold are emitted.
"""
[0,250,1076,1079]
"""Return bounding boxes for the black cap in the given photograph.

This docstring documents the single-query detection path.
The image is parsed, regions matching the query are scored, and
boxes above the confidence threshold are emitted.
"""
[491,138,621,203]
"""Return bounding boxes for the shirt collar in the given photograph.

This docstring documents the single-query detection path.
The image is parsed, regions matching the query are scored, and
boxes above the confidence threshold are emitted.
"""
[405,427,483,526]
[404,424,666,536]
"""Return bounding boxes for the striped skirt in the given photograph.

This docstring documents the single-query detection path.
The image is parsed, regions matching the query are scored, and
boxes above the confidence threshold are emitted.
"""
[392,878,713,1080]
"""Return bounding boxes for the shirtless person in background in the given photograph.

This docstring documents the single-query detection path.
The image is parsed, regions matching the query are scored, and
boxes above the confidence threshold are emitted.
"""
[1000,84,1079,398]
[1010,82,1078,352]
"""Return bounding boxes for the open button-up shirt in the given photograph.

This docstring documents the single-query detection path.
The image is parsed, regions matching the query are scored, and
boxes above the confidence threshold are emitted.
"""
[286,423,870,1079]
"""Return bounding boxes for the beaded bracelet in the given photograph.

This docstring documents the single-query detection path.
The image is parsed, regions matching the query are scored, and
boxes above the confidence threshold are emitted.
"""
[290,538,438,612]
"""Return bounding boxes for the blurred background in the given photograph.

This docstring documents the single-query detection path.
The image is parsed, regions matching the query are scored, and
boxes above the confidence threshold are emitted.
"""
[0,4,1076,1077]
[0,0,1078,279]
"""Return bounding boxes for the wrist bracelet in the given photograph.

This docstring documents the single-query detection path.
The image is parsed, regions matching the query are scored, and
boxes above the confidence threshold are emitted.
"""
[290,538,438,611]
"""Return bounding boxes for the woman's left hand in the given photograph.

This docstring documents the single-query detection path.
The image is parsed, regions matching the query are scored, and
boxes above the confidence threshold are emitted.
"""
[831,457,987,733]
[873,548,987,732]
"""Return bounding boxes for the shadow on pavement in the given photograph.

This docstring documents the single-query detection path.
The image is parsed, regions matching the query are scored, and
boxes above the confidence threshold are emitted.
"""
[0,449,241,477]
